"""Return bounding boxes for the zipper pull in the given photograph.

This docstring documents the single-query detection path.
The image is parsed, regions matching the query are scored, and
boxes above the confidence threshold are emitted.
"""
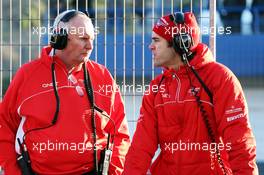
[68,74,84,97]
[76,86,84,96]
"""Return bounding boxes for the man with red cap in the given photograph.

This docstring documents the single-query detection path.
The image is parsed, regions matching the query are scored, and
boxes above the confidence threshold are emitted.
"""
[123,12,258,175]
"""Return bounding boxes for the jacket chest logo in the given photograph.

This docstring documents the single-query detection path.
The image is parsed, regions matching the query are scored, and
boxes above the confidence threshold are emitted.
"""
[161,93,171,99]
[188,87,200,96]
[42,82,58,88]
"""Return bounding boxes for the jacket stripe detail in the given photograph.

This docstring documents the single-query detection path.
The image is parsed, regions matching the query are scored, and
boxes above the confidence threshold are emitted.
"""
[15,116,26,154]
[154,74,213,108]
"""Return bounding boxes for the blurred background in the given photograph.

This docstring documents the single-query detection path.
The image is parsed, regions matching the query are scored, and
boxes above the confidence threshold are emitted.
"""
[0,0,263,174]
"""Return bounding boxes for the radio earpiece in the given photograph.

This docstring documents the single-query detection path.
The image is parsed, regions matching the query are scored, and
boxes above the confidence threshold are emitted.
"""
[50,10,89,50]
[169,12,194,57]
[50,28,68,50]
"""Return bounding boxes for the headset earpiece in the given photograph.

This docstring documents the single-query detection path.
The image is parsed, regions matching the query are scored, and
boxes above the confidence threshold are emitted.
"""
[172,33,193,55]
[50,10,89,50]
[170,12,193,55]
[172,12,185,24]
[50,28,68,50]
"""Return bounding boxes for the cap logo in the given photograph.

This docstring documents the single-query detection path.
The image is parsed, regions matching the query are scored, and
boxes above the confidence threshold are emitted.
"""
[156,17,169,27]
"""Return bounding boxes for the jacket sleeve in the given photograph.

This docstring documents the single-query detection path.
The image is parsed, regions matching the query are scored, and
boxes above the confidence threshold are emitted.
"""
[106,82,130,175]
[0,68,24,175]
[123,84,158,175]
[213,67,258,175]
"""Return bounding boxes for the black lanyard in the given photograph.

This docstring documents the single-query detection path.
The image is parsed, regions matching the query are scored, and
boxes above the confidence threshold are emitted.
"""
[82,62,99,174]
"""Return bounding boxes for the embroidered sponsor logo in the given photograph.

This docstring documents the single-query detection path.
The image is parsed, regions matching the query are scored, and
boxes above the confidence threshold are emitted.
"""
[42,82,58,88]
[225,107,242,114]
[227,113,244,122]
[188,87,200,96]
[161,93,170,98]
[156,17,169,27]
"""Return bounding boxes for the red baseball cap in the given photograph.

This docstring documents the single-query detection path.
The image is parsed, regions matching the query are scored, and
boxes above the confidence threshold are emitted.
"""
[152,12,200,51]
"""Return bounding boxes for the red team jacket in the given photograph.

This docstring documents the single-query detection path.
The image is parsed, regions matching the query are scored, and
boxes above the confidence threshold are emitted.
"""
[0,47,130,175]
[123,43,258,175]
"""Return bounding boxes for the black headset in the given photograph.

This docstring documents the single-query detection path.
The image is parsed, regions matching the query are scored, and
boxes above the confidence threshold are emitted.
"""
[169,12,194,56]
[50,10,89,50]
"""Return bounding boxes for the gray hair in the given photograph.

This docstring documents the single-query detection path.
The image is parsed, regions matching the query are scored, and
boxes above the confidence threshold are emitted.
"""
[52,9,91,30]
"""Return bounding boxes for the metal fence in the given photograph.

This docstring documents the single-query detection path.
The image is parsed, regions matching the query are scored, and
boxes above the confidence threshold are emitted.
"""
[0,1,215,174]
[0,0,218,97]
[0,0,264,174]
[1,0,264,141]
[0,0,218,129]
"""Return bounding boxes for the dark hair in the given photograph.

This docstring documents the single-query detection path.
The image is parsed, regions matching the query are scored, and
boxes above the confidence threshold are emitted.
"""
[168,41,173,47]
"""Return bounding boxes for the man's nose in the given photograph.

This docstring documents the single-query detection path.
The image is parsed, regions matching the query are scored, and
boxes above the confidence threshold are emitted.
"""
[86,40,93,50]
[149,43,156,50]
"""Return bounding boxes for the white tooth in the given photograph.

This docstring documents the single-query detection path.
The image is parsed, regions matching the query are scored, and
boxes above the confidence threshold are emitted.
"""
[76,86,84,96]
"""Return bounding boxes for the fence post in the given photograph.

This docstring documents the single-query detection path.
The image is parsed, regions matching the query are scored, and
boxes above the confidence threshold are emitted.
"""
[209,0,216,60]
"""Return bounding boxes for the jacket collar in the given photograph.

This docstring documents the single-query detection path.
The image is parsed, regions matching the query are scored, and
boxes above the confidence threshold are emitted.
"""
[40,46,84,74]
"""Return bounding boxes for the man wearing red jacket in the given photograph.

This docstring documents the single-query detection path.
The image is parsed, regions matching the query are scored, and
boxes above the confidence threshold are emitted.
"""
[0,10,130,175]
[123,12,258,175]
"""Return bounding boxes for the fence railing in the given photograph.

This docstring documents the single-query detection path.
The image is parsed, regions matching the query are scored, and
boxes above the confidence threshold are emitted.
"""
[0,0,264,174]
